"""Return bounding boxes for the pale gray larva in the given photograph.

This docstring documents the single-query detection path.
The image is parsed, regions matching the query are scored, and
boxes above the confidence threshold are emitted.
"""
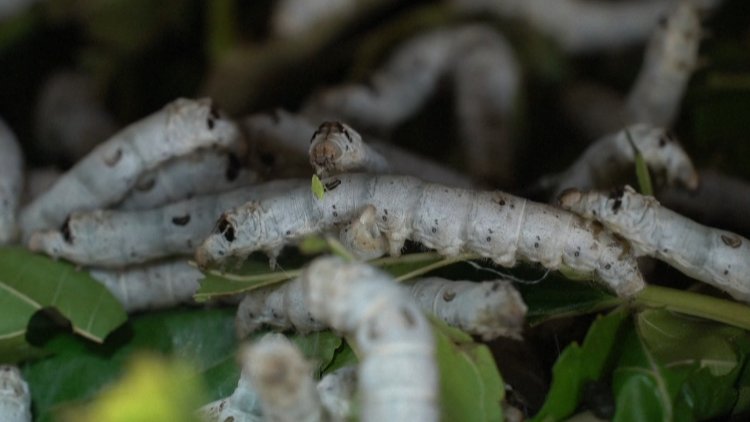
[236,276,526,341]
[540,124,698,198]
[0,365,31,422]
[28,179,305,267]
[309,121,389,178]
[0,119,23,245]
[303,257,438,422]
[197,173,644,297]
[89,260,203,313]
[244,334,325,422]
[449,0,682,53]
[20,98,245,239]
[244,110,474,187]
[560,185,750,303]
[117,150,259,211]
[624,1,702,129]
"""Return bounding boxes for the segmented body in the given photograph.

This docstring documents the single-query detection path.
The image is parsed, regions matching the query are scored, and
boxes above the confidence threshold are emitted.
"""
[0,119,23,245]
[0,366,31,422]
[197,174,644,296]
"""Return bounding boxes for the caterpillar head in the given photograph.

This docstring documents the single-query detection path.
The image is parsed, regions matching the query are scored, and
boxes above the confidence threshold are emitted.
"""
[195,206,262,268]
[309,121,365,177]
[168,98,246,155]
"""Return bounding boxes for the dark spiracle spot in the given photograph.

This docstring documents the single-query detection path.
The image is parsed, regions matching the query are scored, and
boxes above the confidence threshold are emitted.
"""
[217,218,236,242]
[61,217,74,244]
[207,118,215,130]
[225,153,242,181]
[171,214,191,226]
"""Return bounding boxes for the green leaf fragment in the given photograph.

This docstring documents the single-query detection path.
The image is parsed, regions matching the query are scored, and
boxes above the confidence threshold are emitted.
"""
[0,247,127,362]
[312,174,326,199]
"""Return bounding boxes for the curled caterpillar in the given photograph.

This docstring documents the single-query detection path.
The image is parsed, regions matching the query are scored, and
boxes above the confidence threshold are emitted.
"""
[21,98,245,238]
[303,256,438,422]
[0,365,31,422]
[28,179,305,267]
[540,124,698,199]
[89,260,203,313]
[0,119,23,245]
[625,2,702,128]
[197,174,644,297]
[244,110,474,187]
[309,121,389,177]
[236,275,526,341]
[117,150,258,211]
[559,185,750,303]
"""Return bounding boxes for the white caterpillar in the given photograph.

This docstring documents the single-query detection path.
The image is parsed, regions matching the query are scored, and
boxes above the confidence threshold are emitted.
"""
[0,365,31,422]
[34,71,117,163]
[449,0,683,53]
[303,256,439,422]
[28,179,305,267]
[309,121,389,177]
[197,173,644,297]
[0,119,23,245]
[244,110,474,187]
[559,185,750,303]
[236,275,526,341]
[117,150,258,211]
[20,98,245,238]
[244,333,325,422]
[89,259,203,313]
[624,2,702,129]
[540,124,698,198]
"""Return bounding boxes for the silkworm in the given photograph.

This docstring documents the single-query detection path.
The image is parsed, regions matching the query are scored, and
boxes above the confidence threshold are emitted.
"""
[89,260,203,313]
[117,150,259,211]
[309,121,389,177]
[448,0,679,53]
[559,185,750,303]
[303,256,439,422]
[244,334,325,422]
[28,179,305,267]
[244,110,474,187]
[197,173,644,297]
[0,119,23,245]
[21,98,245,238]
[235,275,526,340]
[0,365,31,422]
[624,2,702,128]
[540,124,698,199]
[34,71,117,163]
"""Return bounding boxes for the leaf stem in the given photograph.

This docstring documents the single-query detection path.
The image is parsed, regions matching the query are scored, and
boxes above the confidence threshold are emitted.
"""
[394,253,478,282]
[634,285,750,331]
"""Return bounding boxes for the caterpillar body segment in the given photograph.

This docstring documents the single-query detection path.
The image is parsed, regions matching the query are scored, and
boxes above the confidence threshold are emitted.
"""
[0,365,31,422]
[20,98,245,238]
[303,257,439,422]
[28,179,306,267]
[338,204,389,260]
[560,186,750,303]
[546,124,697,198]
[309,121,389,177]
[316,366,357,422]
[89,260,202,313]
[0,119,23,245]
[198,174,644,296]
[236,275,526,340]
[118,150,259,211]
[625,2,702,128]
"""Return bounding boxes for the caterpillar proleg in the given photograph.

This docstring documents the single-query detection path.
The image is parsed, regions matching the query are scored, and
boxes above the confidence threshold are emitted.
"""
[28,179,305,267]
[116,150,258,211]
[89,260,203,313]
[559,186,750,303]
[197,174,644,296]
[244,334,325,422]
[302,256,439,422]
[0,119,23,245]
[0,365,31,422]
[20,98,246,238]
[236,275,526,340]
[624,2,702,128]
[542,124,698,198]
